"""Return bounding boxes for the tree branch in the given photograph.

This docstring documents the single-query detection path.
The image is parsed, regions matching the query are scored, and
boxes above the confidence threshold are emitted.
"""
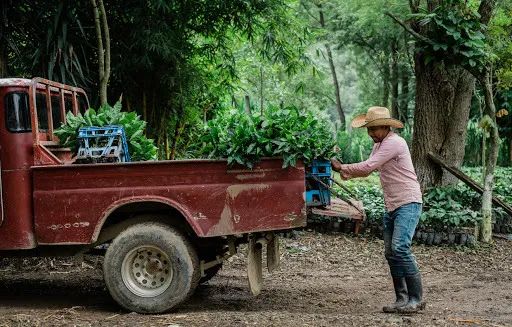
[385,12,436,46]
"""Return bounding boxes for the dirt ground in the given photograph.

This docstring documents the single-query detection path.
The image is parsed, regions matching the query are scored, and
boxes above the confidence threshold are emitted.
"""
[0,232,510,327]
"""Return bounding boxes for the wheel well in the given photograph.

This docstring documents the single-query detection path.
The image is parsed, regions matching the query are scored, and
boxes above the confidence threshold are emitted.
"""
[96,201,226,258]
[97,201,195,242]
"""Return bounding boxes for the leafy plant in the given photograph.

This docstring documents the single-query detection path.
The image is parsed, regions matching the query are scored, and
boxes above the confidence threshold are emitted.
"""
[464,167,512,204]
[337,175,385,224]
[198,105,336,168]
[54,101,157,161]
[420,187,482,229]
[337,129,374,164]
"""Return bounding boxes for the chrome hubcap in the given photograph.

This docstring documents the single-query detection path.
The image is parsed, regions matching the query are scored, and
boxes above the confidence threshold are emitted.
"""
[121,245,173,297]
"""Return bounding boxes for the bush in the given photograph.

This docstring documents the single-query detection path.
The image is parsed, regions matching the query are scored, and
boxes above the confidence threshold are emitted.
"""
[199,105,336,168]
[54,101,157,161]
[464,167,512,204]
[420,186,482,230]
[332,173,385,224]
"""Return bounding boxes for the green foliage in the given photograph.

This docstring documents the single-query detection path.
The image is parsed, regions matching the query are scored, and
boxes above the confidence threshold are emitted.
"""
[336,175,385,224]
[420,187,482,229]
[336,129,373,163]
[54,101,157,161]
[421,167,512,229]
[412,0,490,70]
[464,167,512,205]
[464,99,511,167]
[198,105,336,168]
[3,1,90,86]
[489,3,512,89]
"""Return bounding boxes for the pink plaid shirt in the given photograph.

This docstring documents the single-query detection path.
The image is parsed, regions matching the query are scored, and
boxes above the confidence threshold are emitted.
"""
[341,131,422,212]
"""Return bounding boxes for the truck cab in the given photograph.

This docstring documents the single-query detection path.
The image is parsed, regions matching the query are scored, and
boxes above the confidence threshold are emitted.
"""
[0,78,89,250]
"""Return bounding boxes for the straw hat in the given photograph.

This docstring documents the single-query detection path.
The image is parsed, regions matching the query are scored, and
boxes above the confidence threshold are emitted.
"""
[351,106,404,129]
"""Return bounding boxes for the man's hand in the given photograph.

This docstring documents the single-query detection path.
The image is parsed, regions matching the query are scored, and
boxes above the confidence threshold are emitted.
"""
[331,158,351,180]
[330,158,342,172]
[340,171,350,180]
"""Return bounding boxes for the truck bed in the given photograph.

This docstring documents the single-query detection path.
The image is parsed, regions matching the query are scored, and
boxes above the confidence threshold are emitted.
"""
[32,158,306,245]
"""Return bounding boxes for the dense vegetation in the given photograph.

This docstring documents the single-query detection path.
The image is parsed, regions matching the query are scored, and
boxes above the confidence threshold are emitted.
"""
[338,167,512,232]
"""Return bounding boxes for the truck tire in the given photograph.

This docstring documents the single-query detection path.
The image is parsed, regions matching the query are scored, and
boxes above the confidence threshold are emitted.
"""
[103,222,200,313]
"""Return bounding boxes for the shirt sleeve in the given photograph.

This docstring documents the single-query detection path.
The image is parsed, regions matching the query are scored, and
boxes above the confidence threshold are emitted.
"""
[341,137,400,178]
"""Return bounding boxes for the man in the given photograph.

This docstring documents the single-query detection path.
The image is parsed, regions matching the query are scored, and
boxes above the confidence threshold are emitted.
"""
[331,106,425,314]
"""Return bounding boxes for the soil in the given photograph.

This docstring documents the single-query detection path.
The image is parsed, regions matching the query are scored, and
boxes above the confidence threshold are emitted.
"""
[0,232,510,327]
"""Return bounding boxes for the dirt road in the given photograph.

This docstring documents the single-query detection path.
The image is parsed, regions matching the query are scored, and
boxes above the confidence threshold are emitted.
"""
[0,232,510,327]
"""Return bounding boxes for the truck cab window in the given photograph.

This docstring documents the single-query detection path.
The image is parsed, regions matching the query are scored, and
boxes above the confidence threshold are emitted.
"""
[77,93,88,114]
[51,94,62,129]
[35,93,49,130]
[5,92,31,132]
[65,95,73,114]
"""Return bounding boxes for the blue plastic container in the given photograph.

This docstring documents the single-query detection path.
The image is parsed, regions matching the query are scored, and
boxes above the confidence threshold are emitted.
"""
[76,125,131,163]
[306,159,332,207]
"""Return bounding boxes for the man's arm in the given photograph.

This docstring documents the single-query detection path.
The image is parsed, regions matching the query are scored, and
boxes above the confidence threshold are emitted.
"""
[335,138,400,178]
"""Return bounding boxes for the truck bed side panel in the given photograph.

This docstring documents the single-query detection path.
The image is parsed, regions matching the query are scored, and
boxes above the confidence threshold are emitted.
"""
[32,159,306,244]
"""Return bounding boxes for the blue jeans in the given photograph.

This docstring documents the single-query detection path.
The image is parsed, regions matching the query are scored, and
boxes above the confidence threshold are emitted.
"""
[383,202,422,278]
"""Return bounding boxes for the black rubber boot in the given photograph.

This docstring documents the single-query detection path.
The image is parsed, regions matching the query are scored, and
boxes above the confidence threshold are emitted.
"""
[397,273,426,313]
[382,277,408,313]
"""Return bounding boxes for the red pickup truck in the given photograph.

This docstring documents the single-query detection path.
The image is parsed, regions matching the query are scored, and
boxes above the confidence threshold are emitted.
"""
[0,78,307,313]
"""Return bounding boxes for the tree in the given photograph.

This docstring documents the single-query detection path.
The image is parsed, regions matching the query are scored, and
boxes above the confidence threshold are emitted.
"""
[90,0,110,106]
[387,3,471,189]
[390,0,500,241]
[327,0,414,123]
[0,1,91,85]
[315,2,346,129]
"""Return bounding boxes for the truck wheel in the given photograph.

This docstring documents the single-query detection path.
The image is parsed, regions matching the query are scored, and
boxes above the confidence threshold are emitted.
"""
[103,222,199,313]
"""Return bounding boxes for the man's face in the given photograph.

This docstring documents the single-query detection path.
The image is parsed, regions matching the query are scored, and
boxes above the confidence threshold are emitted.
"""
[367,126,390,143]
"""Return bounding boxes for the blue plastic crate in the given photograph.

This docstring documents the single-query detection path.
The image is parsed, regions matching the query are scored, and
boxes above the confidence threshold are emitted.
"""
[306,159,331,207]
[76,125,131,163]
[308,159,331,177]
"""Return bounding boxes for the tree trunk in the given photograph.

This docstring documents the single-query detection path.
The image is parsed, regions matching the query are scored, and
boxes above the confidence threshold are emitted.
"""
[0,43,7,77]
[98,0,110,105]
[318,5,345,129]
[400,64,410,124]
[91,0,104,104]
[170,120,182,160]
[411,54,475,190]
[259,66,264,114]
[91,0,110,105]
[478,69,499,243]
[126,98,132,112]
[142,90,147,135]
[164,130,169,160]
[509,138,512,166]
[391,40,399,119]
[382,57,390,108]
[244,95,251,115]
